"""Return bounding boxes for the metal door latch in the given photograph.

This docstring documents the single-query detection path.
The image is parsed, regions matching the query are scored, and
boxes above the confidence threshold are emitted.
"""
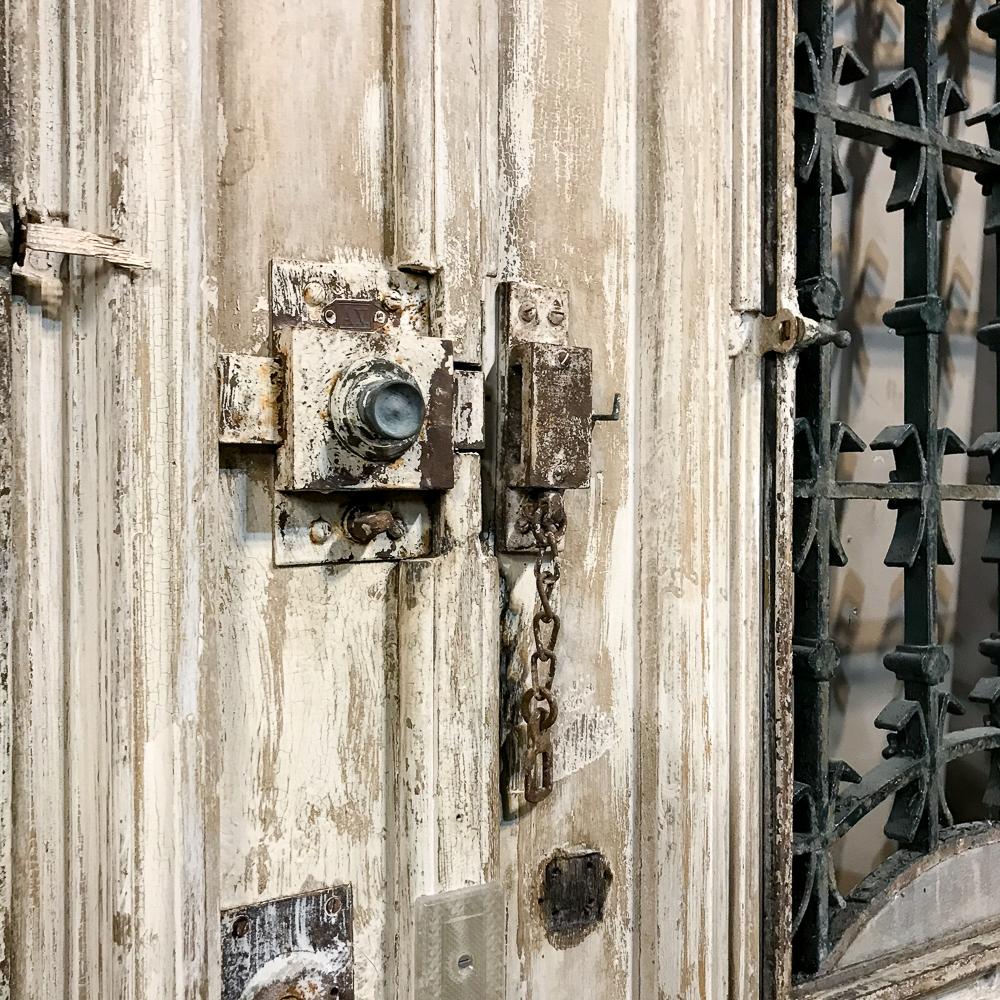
[494,282,621,552]
[218,258,484,566]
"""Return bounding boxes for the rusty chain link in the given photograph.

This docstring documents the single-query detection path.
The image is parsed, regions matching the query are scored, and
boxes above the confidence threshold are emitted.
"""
[516,491,566,804]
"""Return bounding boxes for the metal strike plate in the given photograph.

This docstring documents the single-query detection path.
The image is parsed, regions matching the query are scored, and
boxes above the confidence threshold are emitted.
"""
[221,885,354,1000]
[414,883,504,1000]
[218,354,284,445]
[538,850,613,944]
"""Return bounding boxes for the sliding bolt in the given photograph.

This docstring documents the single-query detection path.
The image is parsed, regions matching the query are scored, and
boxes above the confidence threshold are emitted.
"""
[345,509,404,544]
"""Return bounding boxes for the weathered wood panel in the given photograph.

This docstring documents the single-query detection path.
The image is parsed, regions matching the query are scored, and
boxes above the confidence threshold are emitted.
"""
[4,0,218,996]
[496,0,637,996]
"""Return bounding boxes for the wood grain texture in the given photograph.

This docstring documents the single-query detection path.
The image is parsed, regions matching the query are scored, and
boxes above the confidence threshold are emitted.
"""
[635,0,747,997]
[497,0,637,995]
[21,221,152,268]
[4,0,219,995]
[214,5,499,1000]
[0,5,12,998]
[393,0,498,362]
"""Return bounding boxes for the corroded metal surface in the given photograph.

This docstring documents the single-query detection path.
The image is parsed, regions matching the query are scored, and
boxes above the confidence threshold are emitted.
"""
[221,885,353,1000]
[218,354,284,445]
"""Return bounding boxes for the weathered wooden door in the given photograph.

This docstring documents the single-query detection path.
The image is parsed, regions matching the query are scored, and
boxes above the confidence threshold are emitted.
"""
[0,1,761,999]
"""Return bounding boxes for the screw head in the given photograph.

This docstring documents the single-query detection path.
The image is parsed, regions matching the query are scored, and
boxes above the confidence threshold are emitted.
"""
[325,895,343,917]
[302,280,326,306]
[547,308,566,327]
[518,303,538,324]
[323,306,338,326]
[554,349,570,368]
[373,309,388,325]
[309,519,332,545]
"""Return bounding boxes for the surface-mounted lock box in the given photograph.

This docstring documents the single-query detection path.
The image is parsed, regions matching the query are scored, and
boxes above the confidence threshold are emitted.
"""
[272,258,456,492]
[505,341,594,490]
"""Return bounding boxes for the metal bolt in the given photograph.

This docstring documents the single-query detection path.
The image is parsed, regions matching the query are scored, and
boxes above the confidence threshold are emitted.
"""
[346,509,404,544]
[309,518,332,545]
[323,306,338,326]
[231,915,250,939]
[373,309,388,325]
[518,303,538,324]
[302,280,326,306]
[547,307,566,327]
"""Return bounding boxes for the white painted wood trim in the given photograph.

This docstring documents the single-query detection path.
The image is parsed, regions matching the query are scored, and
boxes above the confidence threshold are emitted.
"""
[2,0,218,995]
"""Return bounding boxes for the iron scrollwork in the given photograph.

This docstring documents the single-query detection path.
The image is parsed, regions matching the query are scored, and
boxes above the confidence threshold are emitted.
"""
[788,0,1000,978]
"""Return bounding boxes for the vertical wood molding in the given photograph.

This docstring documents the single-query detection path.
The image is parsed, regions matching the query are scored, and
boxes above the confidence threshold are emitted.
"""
[392,0,497,362]
[3,0,219,993]
[0,3,11,991]
[635,0,740,996]
[391,458,500,1000]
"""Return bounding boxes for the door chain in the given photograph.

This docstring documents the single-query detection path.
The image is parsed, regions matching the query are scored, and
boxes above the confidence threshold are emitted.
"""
[517,491,566,804]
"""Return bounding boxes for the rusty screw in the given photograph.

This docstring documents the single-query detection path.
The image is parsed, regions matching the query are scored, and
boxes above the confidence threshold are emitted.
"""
[323,306,338,326]
[373,309,388,325]
[547,307,566,327]
[309,518,332,545]
[231,915,250,939]
[518,303,538,324]
[345,509,404,544]
[302,280,326,306]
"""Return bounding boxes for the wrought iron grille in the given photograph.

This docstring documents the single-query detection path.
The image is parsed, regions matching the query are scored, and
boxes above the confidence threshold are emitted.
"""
[790,0,1000,977]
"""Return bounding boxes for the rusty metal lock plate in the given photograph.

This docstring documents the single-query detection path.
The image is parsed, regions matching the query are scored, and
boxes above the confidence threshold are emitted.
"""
[221,885,353,1000]
[538,850,613,944]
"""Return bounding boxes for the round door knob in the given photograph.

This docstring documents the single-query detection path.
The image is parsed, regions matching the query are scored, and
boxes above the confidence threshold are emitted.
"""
[329,359,426,462]
[357,378,426,443]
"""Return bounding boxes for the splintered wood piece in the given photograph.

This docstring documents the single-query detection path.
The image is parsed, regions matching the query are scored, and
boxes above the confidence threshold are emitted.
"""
[22,222,152,269]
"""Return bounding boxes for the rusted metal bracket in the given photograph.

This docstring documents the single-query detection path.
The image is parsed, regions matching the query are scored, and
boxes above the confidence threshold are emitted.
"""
[759,306,850,354]
[218,258,485,566]
[538,849,613,944]
[221,885,354,1000]
[493,282,621,552]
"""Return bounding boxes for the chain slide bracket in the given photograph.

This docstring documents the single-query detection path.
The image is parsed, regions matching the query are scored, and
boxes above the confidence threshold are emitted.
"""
[495,282,620,807]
